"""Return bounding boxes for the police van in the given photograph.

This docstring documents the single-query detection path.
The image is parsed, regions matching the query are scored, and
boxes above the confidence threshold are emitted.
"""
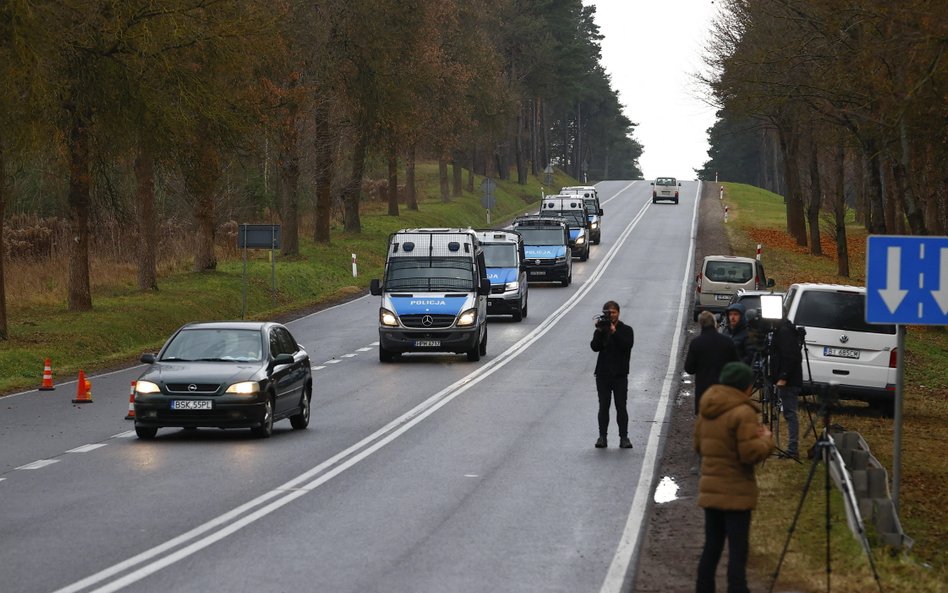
[540,195,591,260]
[369,228,491,362]
[474,230,528,321]
[511,216,572,287]
[560,186,604,244]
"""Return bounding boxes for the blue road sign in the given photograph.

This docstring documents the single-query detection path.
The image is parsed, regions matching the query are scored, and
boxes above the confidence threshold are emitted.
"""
[866,235,948,325]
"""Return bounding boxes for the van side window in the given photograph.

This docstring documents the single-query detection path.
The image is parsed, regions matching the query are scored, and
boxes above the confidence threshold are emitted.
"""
[795,291,896,335]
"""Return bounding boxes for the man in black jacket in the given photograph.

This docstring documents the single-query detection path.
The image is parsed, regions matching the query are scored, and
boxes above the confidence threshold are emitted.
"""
[685,311,739,415]
[590,300,635,449]
[721,302,755,365]
[769,317,804,458]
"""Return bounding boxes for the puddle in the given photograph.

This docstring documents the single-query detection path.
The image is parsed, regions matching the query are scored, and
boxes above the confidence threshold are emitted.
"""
[654,476,680,504]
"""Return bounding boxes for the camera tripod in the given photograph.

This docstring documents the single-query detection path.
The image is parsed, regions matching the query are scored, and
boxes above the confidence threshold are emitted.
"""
[767,394,884,593]
[750,332,799,462]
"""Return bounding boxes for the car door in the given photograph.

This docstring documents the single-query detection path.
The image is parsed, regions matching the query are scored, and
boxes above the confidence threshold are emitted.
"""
[268,327,302,414]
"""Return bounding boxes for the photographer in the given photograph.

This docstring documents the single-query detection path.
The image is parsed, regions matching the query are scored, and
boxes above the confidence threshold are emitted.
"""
[769,316,804,459]
[590,300,635,449]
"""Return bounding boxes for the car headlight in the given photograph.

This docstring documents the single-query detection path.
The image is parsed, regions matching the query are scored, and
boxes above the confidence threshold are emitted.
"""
[379,307,398,327]
[555,255,567,263]
[505,281,519,293]
[226,381,260,395]
[135,380,161,395]
[575,235,586,245]
[456,308,477,327]
[591,221,599,229]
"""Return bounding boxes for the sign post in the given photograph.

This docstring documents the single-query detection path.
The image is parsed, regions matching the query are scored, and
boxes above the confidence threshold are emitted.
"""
[480,178,496,224]
[865,235,948,511]
[238,224,281,319]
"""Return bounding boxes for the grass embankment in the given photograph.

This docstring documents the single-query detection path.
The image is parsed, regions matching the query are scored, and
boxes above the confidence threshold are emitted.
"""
[0,164,576,394]
[721,182,947,593]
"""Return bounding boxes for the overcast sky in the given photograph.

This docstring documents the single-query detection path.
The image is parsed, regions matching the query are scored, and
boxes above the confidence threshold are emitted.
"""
[587,0,721,180]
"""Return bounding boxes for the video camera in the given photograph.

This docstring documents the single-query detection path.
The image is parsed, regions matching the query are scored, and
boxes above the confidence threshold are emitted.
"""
[595,311,612,331]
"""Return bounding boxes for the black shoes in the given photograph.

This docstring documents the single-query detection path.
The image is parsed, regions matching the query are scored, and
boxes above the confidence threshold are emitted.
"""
[619,437,633,449]
[595,436,607,448]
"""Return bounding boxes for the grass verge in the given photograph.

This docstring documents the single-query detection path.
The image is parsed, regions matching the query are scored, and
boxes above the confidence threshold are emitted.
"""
[0,164,575,393]
[722,182,947,592]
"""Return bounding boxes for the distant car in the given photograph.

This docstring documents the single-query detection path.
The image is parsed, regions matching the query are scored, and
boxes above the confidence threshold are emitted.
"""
[133,321,313,439]
[651,177,681,204]
[693,255,774,321]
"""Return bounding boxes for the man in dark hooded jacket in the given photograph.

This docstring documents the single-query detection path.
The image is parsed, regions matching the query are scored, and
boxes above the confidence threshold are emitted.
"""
[721,302,755,365]
[685,311,738,415]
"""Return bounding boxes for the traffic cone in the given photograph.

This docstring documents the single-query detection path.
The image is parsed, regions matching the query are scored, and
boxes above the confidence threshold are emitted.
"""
[72,370,93,404]
[125,381,136,419]
[39,358,55,391]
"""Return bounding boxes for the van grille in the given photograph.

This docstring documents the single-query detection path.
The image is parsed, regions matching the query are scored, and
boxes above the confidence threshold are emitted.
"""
[400,314,456,328]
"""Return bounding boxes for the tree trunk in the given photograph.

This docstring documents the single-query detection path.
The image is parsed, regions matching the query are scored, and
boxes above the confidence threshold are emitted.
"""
[833,139,850,277]
[776,123,806,245]
[467,144,475,193]
[882,160,899,234]
[531,97,540,177]
[862,137,887,233]
[134,146,158,291]
[341,127,368,233]
[438,158,449,202]
[313,100,332,244]
[895,119,926,235]
[516,103,527,185]
[451,151,463,197]
[0,138,7,339]
[184,130,220,272]
[405,143,418,211]
[67,108,93,311]
[387,139,399,216]
[278,103,300,256]
[806,138,822,256]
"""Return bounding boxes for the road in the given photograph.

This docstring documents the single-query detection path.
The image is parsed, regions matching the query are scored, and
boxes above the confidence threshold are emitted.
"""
[0,180,702,593]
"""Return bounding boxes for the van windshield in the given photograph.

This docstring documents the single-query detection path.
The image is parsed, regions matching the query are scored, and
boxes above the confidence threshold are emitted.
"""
[482,244,518,268]
[705,261,753,283]
[583,198,598,213]
[516,228,564,246]
[551,211,586,227]
[385,257,474,291]
[795,291,896,334]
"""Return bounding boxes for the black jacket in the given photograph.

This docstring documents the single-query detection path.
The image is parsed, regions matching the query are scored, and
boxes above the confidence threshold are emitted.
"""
[721,303,756,365]
[769,319,803,387]
[684,326,739,411]
[590,321,635,376]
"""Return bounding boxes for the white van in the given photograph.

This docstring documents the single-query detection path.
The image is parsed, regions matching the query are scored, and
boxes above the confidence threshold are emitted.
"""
[783,283,898,414]
[540,196,591,260]
[693,255,774,320]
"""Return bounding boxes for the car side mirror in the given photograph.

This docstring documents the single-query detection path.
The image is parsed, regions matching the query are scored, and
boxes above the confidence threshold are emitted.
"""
[140,353,156,364]
[370,279,382,296]
[598,208,604,216]
[650,182,655,186]
[270,353,293,368]
[767,278,776,288]
[479,278,491,296]
[678,182,682,187]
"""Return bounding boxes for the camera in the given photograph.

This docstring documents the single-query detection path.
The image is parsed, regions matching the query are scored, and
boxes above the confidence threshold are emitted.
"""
[595,312,612,330]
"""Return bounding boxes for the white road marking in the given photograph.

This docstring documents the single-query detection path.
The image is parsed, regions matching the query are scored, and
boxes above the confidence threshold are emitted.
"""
[341,353,357,358]
[356,347,372,352]
[54,181,662,593]
[370,341,380,346]
[323,359,342,365]
[111,431,136,439]
[598,181,702,593]
[67,444,108,453]
[17,459,59,470]
[311,366,326,371]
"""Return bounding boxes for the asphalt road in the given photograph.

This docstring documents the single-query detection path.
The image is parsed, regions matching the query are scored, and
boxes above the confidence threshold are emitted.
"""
[0,179,702,593]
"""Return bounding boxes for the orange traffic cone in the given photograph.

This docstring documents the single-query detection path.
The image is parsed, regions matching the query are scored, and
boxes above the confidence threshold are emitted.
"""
[125,381,136,419]
[39,358,55,391]
[72,370,94,404]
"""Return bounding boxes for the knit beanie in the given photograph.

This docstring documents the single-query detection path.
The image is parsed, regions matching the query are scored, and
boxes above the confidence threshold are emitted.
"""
[719,361,754,390]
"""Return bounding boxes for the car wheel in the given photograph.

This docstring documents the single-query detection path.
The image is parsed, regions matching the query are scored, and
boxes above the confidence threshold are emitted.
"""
[580,247,589,262]
[251,396,274,438]
[379,345,397,363]
[522,296,528,318]
[135,425,157,440]
[479,326,488,356]
[290,385,311,430]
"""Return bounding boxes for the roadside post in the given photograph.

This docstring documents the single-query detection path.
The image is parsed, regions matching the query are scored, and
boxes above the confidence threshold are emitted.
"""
[544,164,554,189]
[238,224,281,319]
[865,235,948,511]
[352,253,358,277]
[481,177,496,225]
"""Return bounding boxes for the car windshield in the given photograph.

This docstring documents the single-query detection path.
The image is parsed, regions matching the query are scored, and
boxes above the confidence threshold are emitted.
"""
[705,261,753,283]
[384,256,474,291]
[482,244,518,268]
[516,228,563,246]
[551,211,586,227]
[795,291,896,334]
[161,328,263,362]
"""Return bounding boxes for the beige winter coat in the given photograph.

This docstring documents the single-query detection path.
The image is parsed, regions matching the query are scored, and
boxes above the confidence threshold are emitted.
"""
[693,384,775,510]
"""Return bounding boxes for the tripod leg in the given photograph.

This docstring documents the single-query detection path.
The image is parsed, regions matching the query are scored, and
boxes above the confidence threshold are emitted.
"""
[768,447,823,593]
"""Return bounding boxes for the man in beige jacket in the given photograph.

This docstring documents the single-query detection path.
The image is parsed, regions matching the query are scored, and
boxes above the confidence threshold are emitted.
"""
[694,361,775,593]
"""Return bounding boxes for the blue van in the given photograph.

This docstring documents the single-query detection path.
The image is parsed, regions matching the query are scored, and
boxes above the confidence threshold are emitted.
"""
[475,230,528,321]
[512,216,572,287]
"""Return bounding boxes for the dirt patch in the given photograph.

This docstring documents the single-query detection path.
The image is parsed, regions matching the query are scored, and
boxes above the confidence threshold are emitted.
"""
[631,186,772,592]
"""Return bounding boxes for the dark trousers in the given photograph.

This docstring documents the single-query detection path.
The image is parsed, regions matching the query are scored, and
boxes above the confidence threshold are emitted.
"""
[595,374,628,438]
[696,508,751,593]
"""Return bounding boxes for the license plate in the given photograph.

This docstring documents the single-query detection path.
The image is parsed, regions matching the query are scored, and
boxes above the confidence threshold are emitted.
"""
[529,270,546,276]
[715,294,732,301]
[415,340,441,348]
[171,400,213,410]
[824,347,859,359]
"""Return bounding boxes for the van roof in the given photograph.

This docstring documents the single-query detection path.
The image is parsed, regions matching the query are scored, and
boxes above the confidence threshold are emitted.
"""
[702,255,757,263]
[788,282,866,293]
[474,230,521,243]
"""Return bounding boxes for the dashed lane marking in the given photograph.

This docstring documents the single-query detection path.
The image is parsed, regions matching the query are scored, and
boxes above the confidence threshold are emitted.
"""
[67,444,109,453]
[17,459,59,470]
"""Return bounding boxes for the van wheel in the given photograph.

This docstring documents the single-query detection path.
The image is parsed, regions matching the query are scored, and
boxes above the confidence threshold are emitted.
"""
[479,326,488,355]
[379,346,398,363]
[522,297,528,318]
[512,307,523,322]
[466,343,481,362]
[580,248,589,262]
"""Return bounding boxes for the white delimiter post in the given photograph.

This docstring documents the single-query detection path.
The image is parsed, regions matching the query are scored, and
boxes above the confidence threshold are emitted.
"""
[351,253,357,277]
[724,205,729,223]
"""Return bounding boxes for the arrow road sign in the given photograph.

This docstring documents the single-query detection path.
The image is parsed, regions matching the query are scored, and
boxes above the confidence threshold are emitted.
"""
[866,235,948,325]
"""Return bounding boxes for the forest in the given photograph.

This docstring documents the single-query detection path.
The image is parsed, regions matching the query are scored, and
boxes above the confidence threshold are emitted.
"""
[0,0,644,339]
[697,0,947,276]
